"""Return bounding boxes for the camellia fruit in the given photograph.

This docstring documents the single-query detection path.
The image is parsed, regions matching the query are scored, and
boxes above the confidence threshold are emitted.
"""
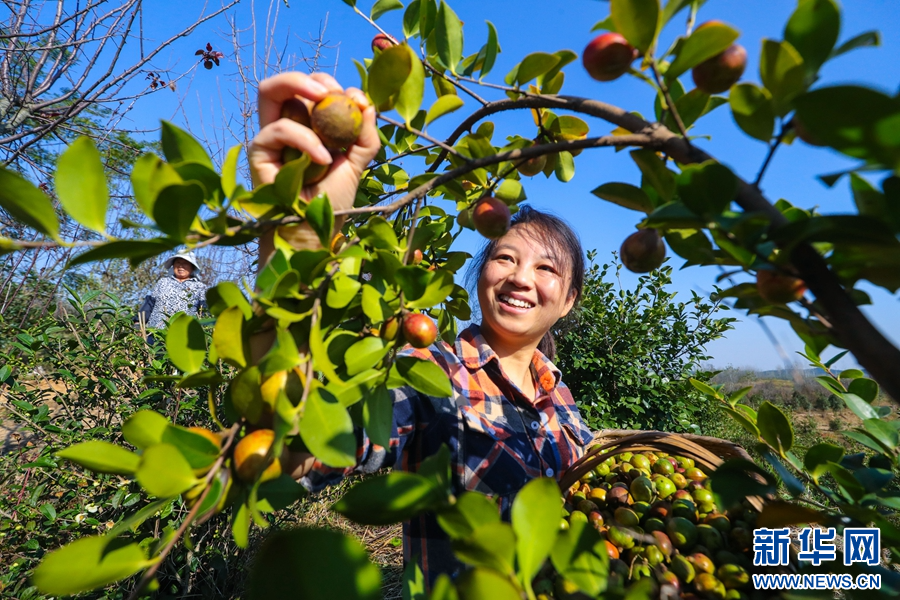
[310,92,363,150]
[380,316,402,343]
[472,195,512,239]
[692,42,747,94]
[517,144,547,177]
[756,269,806,303]
[371,33,396,52]
[412,249,424,264]
[620,229,666,273]
[279,97,329,184]
[233,429,282,483]
[582,32,637,82]
[402,313,438,349]
[188,427,222,449]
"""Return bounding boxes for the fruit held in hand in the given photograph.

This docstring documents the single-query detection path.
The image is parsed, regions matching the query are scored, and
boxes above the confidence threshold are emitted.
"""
[280,97,329,184]
[692,42,747,94]
[756,269,806,303]
[402,313,438,348]
[472,195,512,239]
[233,429,282,483]
[582,33,637,82]
[311,93,363,149]
[620,229,666,273]
[372,33,396,52]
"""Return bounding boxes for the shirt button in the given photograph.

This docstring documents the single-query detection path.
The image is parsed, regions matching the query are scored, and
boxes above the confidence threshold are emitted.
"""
[545,468,555,477]
[530,421,540,431]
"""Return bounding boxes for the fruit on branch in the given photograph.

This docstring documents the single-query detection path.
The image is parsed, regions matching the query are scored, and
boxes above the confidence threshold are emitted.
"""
[412,249,424,264]
[380,316,403,343]
[330,232,348,254]
[472,195,512,239]
[402,313,438,349]
[311,93,363,150]
[756,269,806,303]
[280,97,329,184]
[620,229,666,273]
[233,429,283,483]
[582,33,637,82]
[371,33,396,52]
[517,148,548,177]
[691,42,747,94]
[189,427,223,449]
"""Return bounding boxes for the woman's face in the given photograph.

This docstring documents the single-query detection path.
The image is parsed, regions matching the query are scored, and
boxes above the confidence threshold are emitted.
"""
[477,224,576,350]
[172,258,194,280]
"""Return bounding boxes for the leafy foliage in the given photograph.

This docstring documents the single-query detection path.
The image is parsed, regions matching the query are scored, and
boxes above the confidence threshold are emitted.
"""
[555,254,734,432]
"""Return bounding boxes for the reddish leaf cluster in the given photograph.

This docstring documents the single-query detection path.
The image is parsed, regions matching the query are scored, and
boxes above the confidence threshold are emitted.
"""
[195,42,225,70]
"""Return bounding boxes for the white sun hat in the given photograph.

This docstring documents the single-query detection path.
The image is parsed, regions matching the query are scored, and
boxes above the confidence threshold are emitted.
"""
[163,251,201,274]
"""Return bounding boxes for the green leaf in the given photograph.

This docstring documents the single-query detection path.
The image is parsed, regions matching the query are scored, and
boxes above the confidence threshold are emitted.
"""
[396,46,426,124]
[661,0,692,26]
[161,425,219,471]
[630,149,675,203]
[709,459,777,508]
[403,0,421,37]
[803,443,844,481]
[327,272,362,309]
[166,313,207,373]
[135,443,198,497]
[371,0,403,21]
[436,492,501,540]
[363,385,393,448]
[56,441,140,475]
[784,0,840,75]
[455,567,520,600]
[481,21,500,78]
[830,30,880,59]
[32,536,150,596]
[68,239,180,269]
[494,179,526,203]
[666,21,739,81]
[345,337,389,375]
[153,182,205,240]
[550,519,608,596]
[512,478,562,585]
[827,462,865,500]
[206,281,253,319]
[213,306,247,368]
[435,1,464,73]
[334,471,445,525]
[759,39,806,116]
[247,528,381,600]
[426,95,465,126]
[305,193,334,248]
[361,285,392,323]
[555,150,575,183]
[393,356,452,397]
[729,83,776,142]
[122,410,168,450]
[722,406,761,439]
[611,0,659,53]
[676,160,738,215]
[759,446,806,496]
[689,378,720,398]
[514,52,560,86]
[841,392,879,421]
[221,144,242,198]
[130,153,183,217]
[863,418,899,450]
[299,386,356,467]
[0,167,60,239]
[54,137,109,233]
[369,44,413,107]
[257,475,307,512]
[230,366,263,423]
[452,522,516,574]
[849,377,879,403]
[757,401,794,454]
[160,121,213,168]
[407,270,455,309]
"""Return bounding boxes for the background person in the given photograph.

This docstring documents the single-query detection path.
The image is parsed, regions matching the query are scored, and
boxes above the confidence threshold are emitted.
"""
[249,72,593,588]
[145,251,208,330]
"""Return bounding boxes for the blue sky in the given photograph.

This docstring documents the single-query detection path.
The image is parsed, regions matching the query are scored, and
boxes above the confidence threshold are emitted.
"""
[123,0,900,370]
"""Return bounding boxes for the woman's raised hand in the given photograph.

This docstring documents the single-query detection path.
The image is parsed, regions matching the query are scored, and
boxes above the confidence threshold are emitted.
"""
[248,72,380,214]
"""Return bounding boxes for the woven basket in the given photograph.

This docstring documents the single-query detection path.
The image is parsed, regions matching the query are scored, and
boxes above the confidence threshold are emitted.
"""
[559,429,764,511]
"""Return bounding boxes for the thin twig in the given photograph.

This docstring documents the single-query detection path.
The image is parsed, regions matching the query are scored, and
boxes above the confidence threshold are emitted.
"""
[753,125,788,189]
[649,60,691,142]
[377,114,463,158]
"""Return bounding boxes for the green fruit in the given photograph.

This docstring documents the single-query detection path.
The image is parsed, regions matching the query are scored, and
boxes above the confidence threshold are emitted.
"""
[630,476,655,503]
[594,463,611,477]
[608,525,635,549]
[715,550,739,565]
[658,569,681,592]
[645,545,664,566]
[686,467,706,482]
[697,524,724,552]
[652,531,674,557]
[571,491,586,505]
[693,488,714,505]
[577,499,599,515]
[614,507,640,527]
[724,590,746,600]
[632,501,651,518]
[620,452,633,462]
[689,553,716,575]
[630,454,651,470]
[676,456,695,469]
[588,487,608,506]
[673,499,698,522]
[671,554,695,584]
[655,476,676,499]
[695,573,727,600]
[632,562,652,580]
[559,518,569,531]
[671,472,689,489]
[666,517,698,549]
[554,577,592,600]
[653,459,675,475]
[643,517,666,533]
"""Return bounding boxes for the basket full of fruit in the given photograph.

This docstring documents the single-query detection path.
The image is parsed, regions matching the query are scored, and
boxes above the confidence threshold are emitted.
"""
[553,430,782,599]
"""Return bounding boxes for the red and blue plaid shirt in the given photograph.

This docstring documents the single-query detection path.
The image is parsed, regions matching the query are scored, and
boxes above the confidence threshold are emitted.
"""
[302,324,593,587]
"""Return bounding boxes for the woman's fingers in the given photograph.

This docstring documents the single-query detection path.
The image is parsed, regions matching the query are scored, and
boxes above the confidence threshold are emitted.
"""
[257,73,330,128]
[249,119,333,186]
[309,72,343,93]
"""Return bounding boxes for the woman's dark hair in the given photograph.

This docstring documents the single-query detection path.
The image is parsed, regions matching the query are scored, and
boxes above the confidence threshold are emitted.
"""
[466,205,585,360]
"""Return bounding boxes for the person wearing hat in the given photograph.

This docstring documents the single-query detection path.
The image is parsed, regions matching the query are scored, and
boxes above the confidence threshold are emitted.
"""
[144,251,208,330]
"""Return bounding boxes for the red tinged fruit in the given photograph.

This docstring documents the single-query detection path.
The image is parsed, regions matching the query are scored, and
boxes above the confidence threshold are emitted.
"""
[620,229,666,273]
[692,43,747,94]
[412,249,424,265]
[402,313,438,348]
[582,33,636,82]
[472,195,511,239]
[756,269,807,303]
[371,33,396,52]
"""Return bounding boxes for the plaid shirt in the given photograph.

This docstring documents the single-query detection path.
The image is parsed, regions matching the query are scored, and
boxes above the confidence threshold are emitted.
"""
[302,324,593,587]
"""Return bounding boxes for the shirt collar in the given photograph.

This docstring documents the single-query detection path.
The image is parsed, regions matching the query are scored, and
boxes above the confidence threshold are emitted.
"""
[456,323,562,393]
